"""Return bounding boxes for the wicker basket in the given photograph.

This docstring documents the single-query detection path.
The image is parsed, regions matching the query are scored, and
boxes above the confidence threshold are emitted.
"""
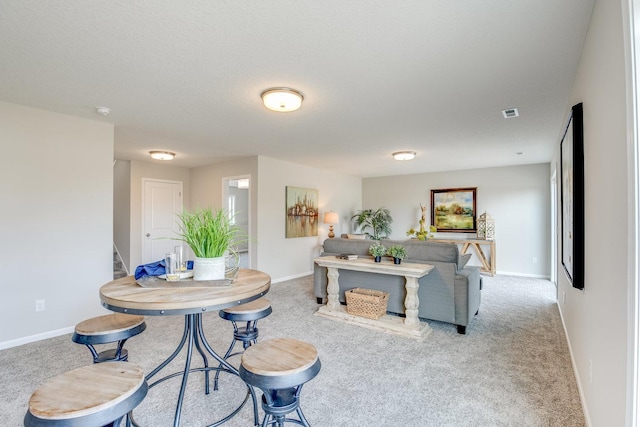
[345,288,389,319]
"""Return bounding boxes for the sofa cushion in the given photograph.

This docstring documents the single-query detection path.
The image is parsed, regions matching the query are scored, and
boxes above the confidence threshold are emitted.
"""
[322,238,461,266]
[323,238,373,256]
[459,253,472,269]
[401,240,459,264]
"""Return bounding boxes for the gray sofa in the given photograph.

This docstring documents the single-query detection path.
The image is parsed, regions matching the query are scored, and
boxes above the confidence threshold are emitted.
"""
[313,238,482,334]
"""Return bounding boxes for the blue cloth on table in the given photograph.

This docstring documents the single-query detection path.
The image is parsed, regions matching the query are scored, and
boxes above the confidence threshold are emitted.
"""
[134,260,194,280]
[134,260,165,280]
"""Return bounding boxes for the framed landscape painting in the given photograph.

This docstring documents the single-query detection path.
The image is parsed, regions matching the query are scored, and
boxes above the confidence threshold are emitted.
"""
[560,102,585,290]
[431,187,477,233]
[285,186,319,238]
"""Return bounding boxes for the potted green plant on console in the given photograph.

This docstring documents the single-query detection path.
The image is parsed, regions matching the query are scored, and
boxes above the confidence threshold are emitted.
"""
[351,207,393,240]
[387,245,407,265]
[176,208,245,281]
[369,242,387,262]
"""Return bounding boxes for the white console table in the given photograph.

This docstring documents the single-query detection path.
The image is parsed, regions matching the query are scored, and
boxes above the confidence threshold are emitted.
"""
[313,256,434,341]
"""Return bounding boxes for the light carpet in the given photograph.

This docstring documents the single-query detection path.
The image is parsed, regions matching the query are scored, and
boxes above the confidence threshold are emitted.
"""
[0,274,585,426]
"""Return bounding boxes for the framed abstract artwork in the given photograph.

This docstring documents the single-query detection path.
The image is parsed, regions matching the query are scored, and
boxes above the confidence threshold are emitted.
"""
[285,186,319,238]
[560,102,585,290]
[430,187,477,233]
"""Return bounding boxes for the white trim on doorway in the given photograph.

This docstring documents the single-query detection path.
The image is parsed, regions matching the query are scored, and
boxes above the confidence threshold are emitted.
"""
[625,0,639,425]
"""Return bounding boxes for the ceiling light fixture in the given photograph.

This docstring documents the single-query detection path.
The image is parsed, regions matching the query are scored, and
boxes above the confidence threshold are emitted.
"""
[149,151,175,160]
[261,87,304,112]
[95,106,111,116]
[392,151,416,161]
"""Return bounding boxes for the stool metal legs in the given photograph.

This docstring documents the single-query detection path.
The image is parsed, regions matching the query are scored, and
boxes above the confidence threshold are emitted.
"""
[260,385,311,427]
[83,339,129,363]
[214,319,259,390]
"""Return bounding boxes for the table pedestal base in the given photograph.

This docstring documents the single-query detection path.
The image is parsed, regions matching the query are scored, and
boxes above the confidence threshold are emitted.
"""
[130,313,259,427]
[314,305,432,342]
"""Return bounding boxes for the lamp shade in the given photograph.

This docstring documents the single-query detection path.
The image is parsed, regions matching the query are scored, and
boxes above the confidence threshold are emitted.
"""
[324,212,339,224]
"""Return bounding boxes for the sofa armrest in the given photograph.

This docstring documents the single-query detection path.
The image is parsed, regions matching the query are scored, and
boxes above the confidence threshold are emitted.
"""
[453,266,481,326]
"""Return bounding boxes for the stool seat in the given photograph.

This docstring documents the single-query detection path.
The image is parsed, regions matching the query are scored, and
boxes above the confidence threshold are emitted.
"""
[220,297,272,321]
[25,362,148,426]
[214,298,272,392]
[240,338,321,427]
[72,313,146,363]
[241,338,319,382]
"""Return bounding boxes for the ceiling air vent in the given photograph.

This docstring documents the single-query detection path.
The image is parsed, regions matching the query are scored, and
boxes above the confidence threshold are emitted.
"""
[502,108,519,118]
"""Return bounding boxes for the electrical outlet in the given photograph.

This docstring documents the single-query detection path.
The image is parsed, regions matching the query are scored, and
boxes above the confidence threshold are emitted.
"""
[35,299,45,312]
[532,257,538,264]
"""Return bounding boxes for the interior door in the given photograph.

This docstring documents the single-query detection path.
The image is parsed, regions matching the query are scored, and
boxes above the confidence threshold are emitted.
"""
[142,179,183,264]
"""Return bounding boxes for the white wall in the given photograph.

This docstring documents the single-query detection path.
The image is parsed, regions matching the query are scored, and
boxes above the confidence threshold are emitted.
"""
[0,101,114,347]
[256,156,362,280]
[553,0,631,425]
[190,157,259,268]
[362,163,551,277]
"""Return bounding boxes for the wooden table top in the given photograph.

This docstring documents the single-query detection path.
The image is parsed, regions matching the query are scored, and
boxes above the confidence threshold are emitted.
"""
[314,256,434,278]
[100,269,271,316]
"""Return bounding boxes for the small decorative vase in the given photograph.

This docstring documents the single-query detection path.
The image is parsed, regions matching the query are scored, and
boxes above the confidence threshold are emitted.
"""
[374,256,382,263]
[393,257,402,265]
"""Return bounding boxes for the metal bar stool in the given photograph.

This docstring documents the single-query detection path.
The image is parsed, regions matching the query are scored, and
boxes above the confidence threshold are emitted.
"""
[214,298,272,390]
[72,313,146,363]
[24,362,148,427]
[239,338,321,427]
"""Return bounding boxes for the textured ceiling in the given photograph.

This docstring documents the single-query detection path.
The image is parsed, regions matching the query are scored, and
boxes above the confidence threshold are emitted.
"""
[0,1,594,178]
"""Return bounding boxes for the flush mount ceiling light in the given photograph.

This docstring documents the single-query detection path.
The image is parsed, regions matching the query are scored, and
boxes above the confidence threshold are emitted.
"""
[261,87,304,112]
[149,151,175,160]
[392,151,416,161]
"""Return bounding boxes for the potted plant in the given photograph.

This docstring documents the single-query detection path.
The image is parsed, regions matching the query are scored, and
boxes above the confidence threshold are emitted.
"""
[406,204,437,240]
[387,245,407,265]
[176,208,246,281]
[351,208,393,240]
[368,242,387,262]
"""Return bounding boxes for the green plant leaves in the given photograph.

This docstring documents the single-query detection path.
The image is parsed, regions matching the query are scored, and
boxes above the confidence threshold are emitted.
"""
[352,207,393,240]
[176,208,246,258]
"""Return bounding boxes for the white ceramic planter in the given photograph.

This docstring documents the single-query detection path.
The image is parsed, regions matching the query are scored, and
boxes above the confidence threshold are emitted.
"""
[193,256,225,281]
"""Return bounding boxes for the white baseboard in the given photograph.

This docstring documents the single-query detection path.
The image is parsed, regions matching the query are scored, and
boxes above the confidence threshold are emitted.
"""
[557,302,592,427]
[496,270,550,280]
[0,326,75,351]
[272,271,313,284]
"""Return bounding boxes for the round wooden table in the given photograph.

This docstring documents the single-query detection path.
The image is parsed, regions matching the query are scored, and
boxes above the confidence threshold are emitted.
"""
[100,269,271,427]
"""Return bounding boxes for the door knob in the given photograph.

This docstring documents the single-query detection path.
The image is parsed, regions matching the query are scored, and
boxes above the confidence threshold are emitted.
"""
[146,233,150,237]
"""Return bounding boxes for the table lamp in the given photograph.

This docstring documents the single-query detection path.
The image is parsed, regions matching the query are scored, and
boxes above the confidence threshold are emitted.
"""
[324,211,340,238]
